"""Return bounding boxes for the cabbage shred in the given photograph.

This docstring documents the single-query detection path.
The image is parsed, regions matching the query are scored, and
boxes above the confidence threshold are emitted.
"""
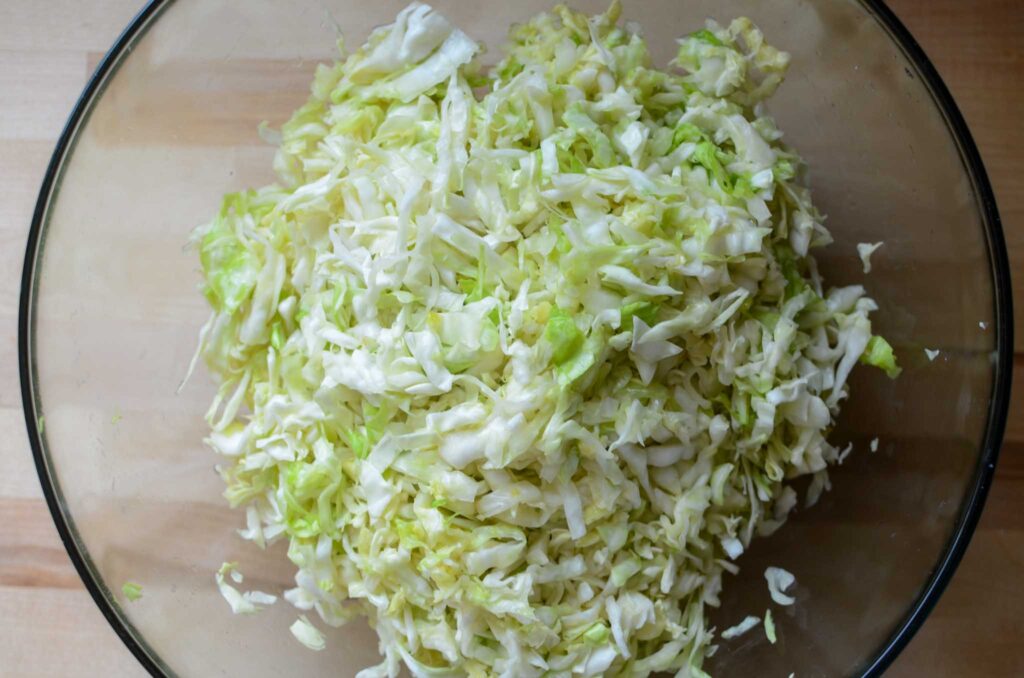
[193,2,896,675]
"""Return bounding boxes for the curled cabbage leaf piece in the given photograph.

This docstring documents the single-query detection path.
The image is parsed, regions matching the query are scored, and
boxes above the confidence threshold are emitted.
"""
[764,566,796,606]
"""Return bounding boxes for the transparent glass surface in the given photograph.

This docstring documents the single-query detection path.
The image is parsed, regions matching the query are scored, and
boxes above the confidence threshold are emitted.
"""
[21,0,1011,676]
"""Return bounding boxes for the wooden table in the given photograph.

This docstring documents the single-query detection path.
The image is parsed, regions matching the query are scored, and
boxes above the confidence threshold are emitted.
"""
[0,1,1019,675]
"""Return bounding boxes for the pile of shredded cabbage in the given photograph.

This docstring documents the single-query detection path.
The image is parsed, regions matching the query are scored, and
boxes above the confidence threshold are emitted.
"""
[192,2,899,676]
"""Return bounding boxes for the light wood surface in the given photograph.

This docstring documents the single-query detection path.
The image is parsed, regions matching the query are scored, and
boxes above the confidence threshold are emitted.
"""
[0,1,1020,676]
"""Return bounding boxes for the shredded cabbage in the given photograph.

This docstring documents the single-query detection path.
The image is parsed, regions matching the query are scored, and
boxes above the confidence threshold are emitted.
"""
[856,241,882,274]
[764,566,796,606]
[763,609,777,645]
[215,562,278,614]
[121,582,143,602]
[291,615,328,651]
[191,2,898,675]
[719,615,760,641]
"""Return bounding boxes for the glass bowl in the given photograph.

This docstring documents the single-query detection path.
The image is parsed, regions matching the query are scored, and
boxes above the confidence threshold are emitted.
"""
[19,0,1012,676]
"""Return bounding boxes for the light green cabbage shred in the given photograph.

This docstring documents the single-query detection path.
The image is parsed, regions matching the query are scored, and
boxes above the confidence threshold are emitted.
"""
[121,582,143,602]
[192,2,897,675]
[764,608,777,645]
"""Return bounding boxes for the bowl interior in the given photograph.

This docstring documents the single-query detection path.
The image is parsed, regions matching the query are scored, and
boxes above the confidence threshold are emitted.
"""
[22,0,1007,676]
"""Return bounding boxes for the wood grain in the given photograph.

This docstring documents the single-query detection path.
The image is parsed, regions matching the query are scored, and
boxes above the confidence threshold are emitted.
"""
[0,0,1019,676]
[883,2,1024,673]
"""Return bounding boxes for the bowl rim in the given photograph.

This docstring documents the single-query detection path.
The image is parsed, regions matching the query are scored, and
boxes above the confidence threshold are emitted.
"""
[18,1,1013,676]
